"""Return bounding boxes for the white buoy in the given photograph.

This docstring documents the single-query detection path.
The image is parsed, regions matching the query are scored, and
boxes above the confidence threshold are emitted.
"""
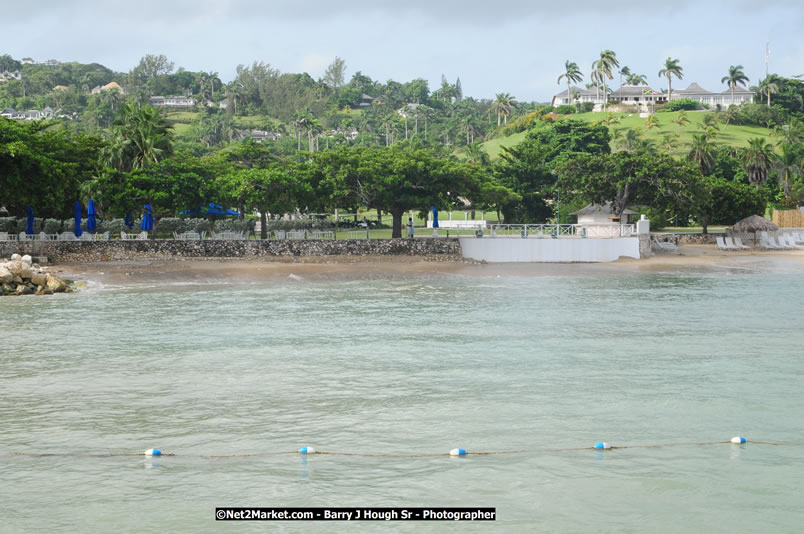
[298,446,316,454]
[730,436,747,444]
[144,448,162,456]
[594,442,611,450]
[449,448,467,456]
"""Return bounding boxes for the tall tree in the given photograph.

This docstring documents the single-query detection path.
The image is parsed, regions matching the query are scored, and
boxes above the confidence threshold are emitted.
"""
[756,76,779,106]
[674,110,690,135]
[493,93,516,126]
[101,103,174,171]
[740,137,774,190]
[323,57,347,89]
[594,50,619,111]
[658,57,683,103]
[557,60,583,109]
[687,133,717,175]
[773,142,801,198]
[722,65,750,104]
[619,65,631,88]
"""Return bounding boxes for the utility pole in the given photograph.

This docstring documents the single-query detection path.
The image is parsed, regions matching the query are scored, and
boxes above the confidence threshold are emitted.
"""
[765,42,769,79]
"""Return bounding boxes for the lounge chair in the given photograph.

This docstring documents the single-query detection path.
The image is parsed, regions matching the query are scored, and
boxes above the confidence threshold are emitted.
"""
[716,236,736,250]
[724,236,748,250]
[780,234,802,249]
[733,236,751,250]
[653,239,678,252]
[774,235,794,249]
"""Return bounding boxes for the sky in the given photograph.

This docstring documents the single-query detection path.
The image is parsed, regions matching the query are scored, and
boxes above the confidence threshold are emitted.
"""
[4,0,803,102]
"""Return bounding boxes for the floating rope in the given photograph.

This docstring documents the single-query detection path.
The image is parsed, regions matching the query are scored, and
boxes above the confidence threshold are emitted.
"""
[6,437,804,460]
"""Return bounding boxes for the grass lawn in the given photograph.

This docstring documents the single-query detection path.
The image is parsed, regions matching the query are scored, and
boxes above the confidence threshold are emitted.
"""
[480,111,774,159]
[165,111,200,121]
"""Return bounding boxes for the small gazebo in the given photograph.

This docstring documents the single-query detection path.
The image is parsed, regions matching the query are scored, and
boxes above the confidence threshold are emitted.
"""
[730,215,779,246]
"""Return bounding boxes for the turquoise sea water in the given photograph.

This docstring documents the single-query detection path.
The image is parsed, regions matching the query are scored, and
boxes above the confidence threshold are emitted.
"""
[1,261,803,532]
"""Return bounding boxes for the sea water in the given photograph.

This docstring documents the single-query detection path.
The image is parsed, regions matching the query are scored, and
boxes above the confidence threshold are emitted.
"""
[1,263,803,532]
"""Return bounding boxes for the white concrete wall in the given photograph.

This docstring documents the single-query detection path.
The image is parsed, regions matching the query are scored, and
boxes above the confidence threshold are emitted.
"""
[459,237,640,263]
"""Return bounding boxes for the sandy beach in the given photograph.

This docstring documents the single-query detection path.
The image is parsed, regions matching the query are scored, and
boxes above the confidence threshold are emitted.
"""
[45,245,804,287]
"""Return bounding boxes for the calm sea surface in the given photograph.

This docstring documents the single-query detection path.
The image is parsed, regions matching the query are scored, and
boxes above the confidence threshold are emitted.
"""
[2,262,803,532]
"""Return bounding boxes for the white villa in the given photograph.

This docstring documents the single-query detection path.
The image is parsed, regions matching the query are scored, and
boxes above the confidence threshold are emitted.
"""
[571,203,638,224]
[0,69,22,83]
[672,82,754,108]
[553,82,755,111]
[149,95,196,108]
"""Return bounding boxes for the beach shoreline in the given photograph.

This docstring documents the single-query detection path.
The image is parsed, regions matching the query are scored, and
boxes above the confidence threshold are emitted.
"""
[43,245,804,287]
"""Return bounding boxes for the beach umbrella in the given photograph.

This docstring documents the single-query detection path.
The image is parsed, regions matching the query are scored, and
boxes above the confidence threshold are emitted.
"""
[205,203,224,216]
[74,201,83,237]
[141,204,154,231]
[224,209,240,216]
[26,206,34,235]
[124,212,134,228]
[87,199,97,232]
[730,214,778,246]
[432,206,439,228]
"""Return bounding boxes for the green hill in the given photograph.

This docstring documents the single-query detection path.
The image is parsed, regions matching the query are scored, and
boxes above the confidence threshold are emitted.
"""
[481,111,775,159]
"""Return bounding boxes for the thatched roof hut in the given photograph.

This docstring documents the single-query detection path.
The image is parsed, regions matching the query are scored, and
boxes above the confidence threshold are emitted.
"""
[731,215,778,234]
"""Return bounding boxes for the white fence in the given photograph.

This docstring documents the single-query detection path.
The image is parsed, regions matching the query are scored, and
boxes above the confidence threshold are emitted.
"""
[487,223,635,238]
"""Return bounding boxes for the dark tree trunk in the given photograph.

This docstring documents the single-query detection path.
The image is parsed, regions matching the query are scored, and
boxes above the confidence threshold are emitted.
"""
[701,215,709,235]
[377,209,382,225]
[391,208,404,238]
[260,211,268,240]
[239,200,245,220]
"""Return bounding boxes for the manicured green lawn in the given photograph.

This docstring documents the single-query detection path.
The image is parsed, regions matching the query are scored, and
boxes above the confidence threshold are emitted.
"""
[480,111,775,159]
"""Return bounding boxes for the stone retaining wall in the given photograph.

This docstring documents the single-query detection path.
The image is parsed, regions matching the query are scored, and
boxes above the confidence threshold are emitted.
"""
[653,233,718,245]
[0,238,462,263]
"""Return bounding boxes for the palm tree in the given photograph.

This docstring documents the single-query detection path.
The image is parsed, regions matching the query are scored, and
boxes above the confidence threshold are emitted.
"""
[493,93,516,126]
[722,65,750,105]
[659,132,680,152]
[673,110,690,135]
[658,58,683,104]
[774,118,804,146]
[557,60,583,108]
[774,143,801,198]
[463,142,490,166]
[602,113,620,126]
[644,114,660,132]
[687,133,716,175]
[619,66,631,88]
[613,128,653,153]
[741,137,774,190]
[594,50,619,111]
[626,73,648,86]
[755,77,779,106]
[102,103,174,171]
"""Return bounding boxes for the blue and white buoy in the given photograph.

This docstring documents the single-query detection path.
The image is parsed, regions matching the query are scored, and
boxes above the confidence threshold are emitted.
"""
[594,442,611,450]
[298,446,316,454]
[144,448,162,456]
[730,436,747,444]
[449,448,467,456]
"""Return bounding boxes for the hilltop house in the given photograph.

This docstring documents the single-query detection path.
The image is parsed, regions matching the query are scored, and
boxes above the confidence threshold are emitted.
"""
[550,86,606,108]
[359,93,381,107]
[0,70,22,83]
[149,95,196,108]
[238,130,281,142]
[607,85,668,110]
[21,57,35,65]
[672,82,754,108]
[90,81,124,94]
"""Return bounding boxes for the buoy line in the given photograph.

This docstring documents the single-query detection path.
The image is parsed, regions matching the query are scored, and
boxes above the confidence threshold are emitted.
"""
[6,437,804,459]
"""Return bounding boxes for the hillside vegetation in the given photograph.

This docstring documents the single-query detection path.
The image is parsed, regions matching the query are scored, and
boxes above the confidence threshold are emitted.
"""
[481,111,774,159]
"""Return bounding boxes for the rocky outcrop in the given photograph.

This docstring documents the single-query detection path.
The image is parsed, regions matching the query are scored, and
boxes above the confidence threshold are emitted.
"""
[0,254,72,296]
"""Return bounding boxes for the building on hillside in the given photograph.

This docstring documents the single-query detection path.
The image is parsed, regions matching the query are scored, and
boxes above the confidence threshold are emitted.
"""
[0,70,22,83]
[90,81,124,95]
[359,93,381,107]
[571,203,638,225]
[43,59,60,66]
[1,108,20,119]
[550,86,607,108]
[238,130,281,142]
[21,57,36,65]
[672,82,754,108]
[149,95,196,108]
[607,85,668,110]
[53,85,69,92]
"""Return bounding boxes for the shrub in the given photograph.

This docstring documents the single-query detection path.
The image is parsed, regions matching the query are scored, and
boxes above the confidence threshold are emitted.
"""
[43,219,62,234]
[0,217,17,232]
[577,102,595,113]
[663,98,701,112]
[555,105,575,115]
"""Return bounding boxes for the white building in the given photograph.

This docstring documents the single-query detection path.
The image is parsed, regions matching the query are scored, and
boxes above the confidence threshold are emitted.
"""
[672,82,754,108]
[571,203,637,225]
[608,85,668,110]
[551,86,607,108]
[149,95,196,107]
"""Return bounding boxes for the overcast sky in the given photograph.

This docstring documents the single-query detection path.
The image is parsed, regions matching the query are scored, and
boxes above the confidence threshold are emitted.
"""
[5,0,803,101]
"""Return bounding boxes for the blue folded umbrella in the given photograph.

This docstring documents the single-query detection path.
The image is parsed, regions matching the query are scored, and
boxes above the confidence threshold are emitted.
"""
[74,201,83,237]
[87,199,97,232]
[224,209,241,216]
[124,212,134,228]
[141,204,154,231]
[26,206,34,235]
[432,206,439,228]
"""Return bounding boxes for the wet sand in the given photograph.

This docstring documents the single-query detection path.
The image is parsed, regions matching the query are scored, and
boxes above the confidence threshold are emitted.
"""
[46,245,804,287]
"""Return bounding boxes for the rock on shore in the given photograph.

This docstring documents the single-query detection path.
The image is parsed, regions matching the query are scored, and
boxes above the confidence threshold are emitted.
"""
[0,254,72,296]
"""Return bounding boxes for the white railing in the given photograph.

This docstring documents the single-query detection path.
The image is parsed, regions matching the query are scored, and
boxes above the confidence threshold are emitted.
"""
[347,230,368,240]
[487,223,635,238]
[309,230,335,240]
